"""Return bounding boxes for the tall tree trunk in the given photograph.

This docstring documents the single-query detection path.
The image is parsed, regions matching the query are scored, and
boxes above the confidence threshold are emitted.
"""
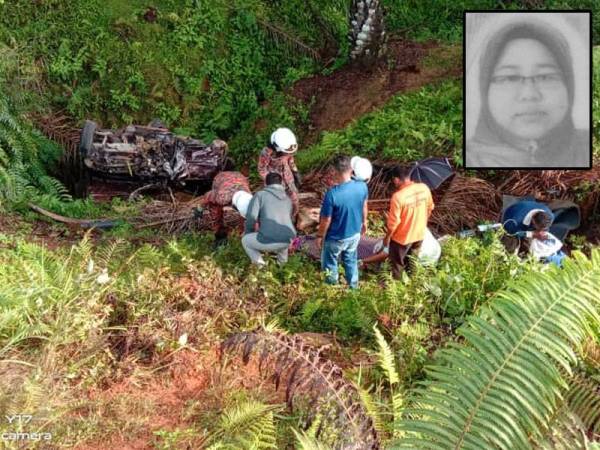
[348,0,386,65]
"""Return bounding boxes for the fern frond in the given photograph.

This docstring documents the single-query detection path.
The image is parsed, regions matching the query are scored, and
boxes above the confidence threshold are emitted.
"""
[565,373,600,437]
[293,429,333,450]
[395,249,600,450]
[534,406,590,450]
[582,337,600,370]
[237,409,278,449]
[357,385,386,436]
[96,239,126,271]
[0,100,68,203]
[262,317,285,334]
[70,231,94,268]
[373,325,399,387]
[208,399,281,449]
[372,324,403,436]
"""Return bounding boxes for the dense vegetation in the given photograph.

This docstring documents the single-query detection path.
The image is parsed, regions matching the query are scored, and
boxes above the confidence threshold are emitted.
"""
[0,228,597,448]
[1,0,598,164]
[0,1,598,448]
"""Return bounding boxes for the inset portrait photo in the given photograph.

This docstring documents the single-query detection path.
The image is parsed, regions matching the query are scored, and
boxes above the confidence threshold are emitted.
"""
[464,11,592,170]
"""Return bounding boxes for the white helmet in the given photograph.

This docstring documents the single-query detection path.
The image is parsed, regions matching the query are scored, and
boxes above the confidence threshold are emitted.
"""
[232,191,252,218]
[270,128,298,154]
[351,156,373,182]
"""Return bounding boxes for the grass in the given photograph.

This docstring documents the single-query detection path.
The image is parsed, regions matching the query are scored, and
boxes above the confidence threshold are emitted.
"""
[0,220,557,447]
[296,79,463,170]
[0,2,598,447]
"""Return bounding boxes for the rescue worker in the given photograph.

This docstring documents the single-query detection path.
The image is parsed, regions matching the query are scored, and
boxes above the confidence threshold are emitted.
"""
[194,171,251,247]
[258,128,301,217]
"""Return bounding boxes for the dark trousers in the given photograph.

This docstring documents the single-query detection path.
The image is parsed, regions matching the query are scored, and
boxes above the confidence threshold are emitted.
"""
[389,240,422,279]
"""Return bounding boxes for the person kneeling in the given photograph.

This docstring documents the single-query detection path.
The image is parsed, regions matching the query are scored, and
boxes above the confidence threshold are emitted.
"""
[242,172,296,267]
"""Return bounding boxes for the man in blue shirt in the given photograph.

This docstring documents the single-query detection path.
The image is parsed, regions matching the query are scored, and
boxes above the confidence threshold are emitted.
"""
[316,155,368,289]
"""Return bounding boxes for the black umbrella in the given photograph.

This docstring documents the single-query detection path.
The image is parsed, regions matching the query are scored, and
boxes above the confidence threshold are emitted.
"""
[409,157,454,190]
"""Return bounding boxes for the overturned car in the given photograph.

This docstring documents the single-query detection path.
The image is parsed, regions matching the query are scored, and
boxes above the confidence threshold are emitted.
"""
[79,120,232,185]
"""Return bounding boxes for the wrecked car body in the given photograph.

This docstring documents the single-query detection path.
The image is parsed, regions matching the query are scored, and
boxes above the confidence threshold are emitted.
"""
[79,120,232,185]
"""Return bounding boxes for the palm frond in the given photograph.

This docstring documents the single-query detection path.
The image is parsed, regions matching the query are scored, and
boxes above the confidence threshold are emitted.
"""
[256,18,321,61]
[220,327,380,449]
[394,249,600,450]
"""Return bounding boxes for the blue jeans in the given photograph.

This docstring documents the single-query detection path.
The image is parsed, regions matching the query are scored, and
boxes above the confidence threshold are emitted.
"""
[321,233,360,289]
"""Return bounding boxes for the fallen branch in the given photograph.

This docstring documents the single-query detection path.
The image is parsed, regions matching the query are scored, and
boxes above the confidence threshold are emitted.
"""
[29,203,122,229]
[135,215,193,229]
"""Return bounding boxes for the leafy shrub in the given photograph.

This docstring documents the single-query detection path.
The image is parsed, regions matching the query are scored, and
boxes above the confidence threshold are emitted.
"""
[0,0,339,162]
[382,0,499,42]
[0,100,68,207]
[296,80,462,170]
[383,0,600,45]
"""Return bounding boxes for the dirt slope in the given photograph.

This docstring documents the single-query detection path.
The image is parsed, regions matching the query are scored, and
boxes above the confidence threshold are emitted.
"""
[291,39,462,143]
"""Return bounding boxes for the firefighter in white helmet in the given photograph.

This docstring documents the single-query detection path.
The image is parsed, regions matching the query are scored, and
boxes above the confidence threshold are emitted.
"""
[257,127,301,217]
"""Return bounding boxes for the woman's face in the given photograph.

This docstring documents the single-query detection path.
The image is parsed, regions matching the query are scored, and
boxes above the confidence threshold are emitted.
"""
[487,38,569,141]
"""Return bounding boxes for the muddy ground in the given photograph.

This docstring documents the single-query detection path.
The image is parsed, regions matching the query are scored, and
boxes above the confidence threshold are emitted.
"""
[290,39,462,143]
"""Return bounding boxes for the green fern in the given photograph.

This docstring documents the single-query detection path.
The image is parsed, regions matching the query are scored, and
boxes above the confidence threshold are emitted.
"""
[357,385,386,437]
[394,249,600,450]
[207,399,281,449]
[293,429,333,450]
[96,239,126,272]
[564,373,600,437]
[373,325,400,387]
[373,325,404,420]
[534,400,596,450]
[0,98,68,205]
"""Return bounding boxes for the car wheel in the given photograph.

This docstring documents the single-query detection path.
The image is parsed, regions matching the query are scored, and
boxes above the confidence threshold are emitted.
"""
[79,120,97,157]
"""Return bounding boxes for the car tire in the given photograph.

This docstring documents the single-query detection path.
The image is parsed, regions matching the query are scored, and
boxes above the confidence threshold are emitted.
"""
[79,120,97,157]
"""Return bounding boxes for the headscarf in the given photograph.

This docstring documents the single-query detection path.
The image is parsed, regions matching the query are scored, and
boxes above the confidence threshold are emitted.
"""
[473,19,575,155]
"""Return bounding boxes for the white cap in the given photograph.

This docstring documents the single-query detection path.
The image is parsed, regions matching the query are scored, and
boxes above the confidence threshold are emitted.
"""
[232,191,252,218]
[351,156,373,182]
[270,128,298,153]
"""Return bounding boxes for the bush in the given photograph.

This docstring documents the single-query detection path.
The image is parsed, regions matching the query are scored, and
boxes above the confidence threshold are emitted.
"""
[0,0,341,162]
[296,80,462,170]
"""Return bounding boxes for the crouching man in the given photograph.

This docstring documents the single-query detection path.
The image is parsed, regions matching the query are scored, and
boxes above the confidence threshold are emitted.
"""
[242,172,296,267]
[195,170,251,248]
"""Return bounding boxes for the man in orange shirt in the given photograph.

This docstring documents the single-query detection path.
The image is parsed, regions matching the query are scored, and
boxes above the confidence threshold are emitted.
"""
[384,165,434,279]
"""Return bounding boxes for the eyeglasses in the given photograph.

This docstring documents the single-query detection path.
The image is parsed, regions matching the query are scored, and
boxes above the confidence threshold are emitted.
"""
[490,73,564,88]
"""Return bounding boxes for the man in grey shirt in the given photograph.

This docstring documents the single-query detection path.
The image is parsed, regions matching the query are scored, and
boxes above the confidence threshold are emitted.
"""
[242,172,296,267]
